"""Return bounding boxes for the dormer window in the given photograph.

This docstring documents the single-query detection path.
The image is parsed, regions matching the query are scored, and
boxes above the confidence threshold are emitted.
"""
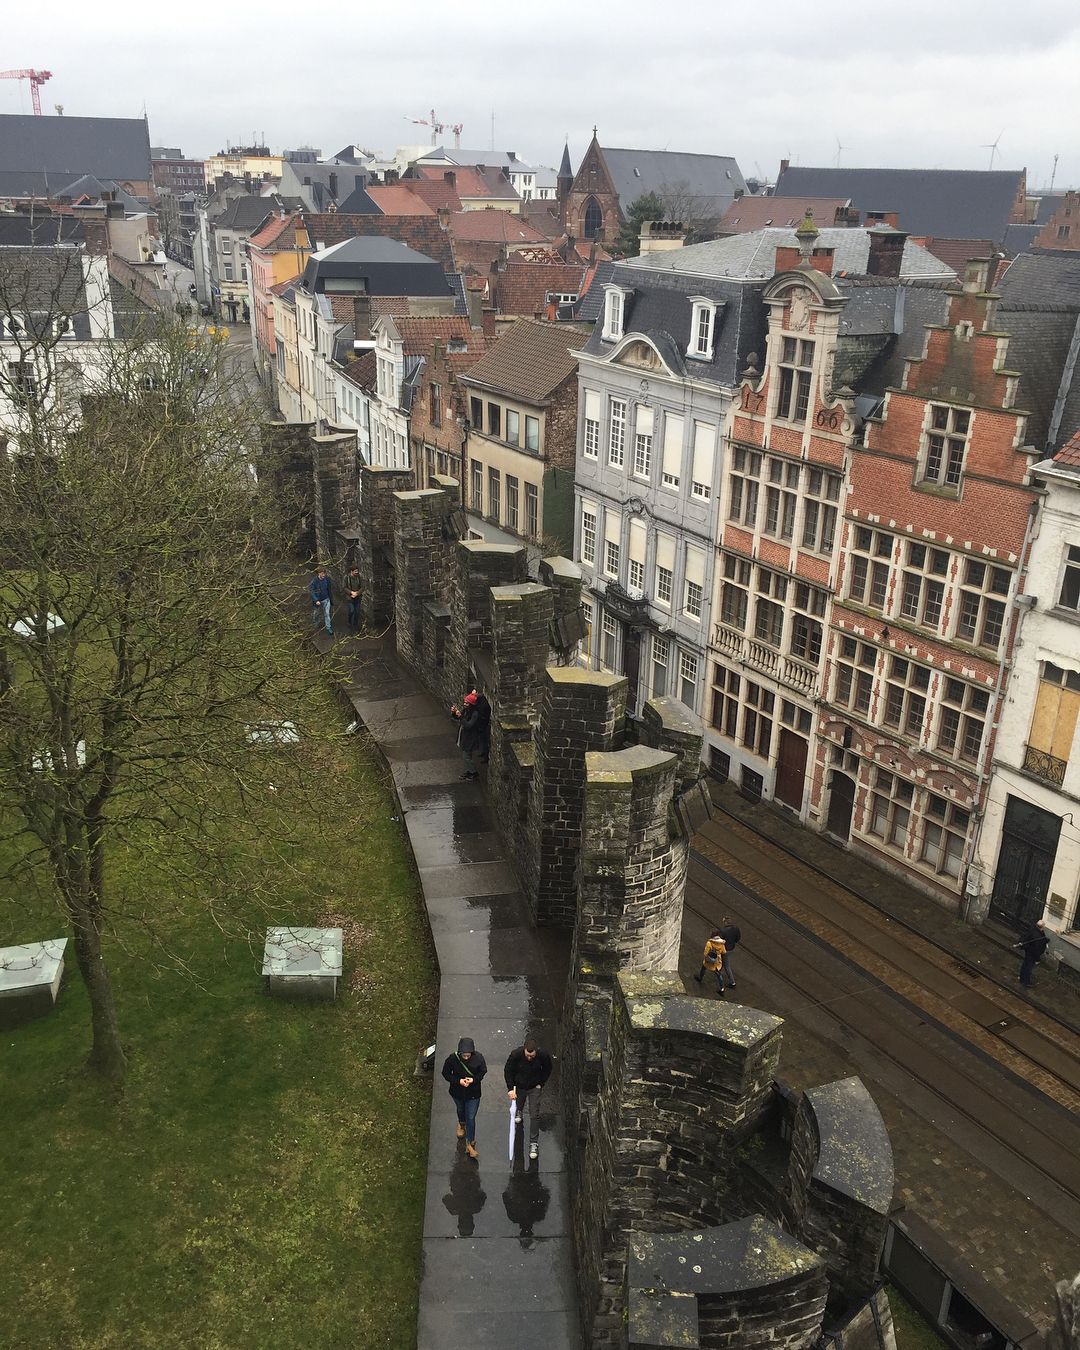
[688,298,716,360]
[603,286,629,342]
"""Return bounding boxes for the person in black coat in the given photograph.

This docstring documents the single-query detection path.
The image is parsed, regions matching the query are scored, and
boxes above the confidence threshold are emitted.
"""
[504,1037,553,1159]
[441,1036,487,1159]
[1017,919,1050,989]
[718,915,741,990]
[451,692,484,781]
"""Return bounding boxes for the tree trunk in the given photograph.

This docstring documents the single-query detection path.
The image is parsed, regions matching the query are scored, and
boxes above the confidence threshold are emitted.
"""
[71,909,127,1085]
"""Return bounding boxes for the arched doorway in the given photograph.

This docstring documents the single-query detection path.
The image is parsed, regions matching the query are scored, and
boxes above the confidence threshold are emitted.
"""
[826,770,856,841]
[583,197,603,239]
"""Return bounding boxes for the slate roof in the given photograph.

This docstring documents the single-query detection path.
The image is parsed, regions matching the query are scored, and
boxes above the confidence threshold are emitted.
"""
[1034,193,1067,226]
[920,238,996,274]
[0,214,84,246]
[302,236,451,298]
[621,227,955,280]
[0,114,153,186]
[997,249,1080,306]
[303,212,456,273]
[53,174,145,213]
[576,260,617,322]
[522,200,565,238]
[336,185,383,214]
[215,195,278,232]
[600,147,746,221]
[993,305,1080,449]
[447,210,547,244]
[461,318,589,402]
[1003,224,1040,256]
[581,264,765,387]
[366,185,435,216]
[772,166,1024,242]
[719,196,851,232]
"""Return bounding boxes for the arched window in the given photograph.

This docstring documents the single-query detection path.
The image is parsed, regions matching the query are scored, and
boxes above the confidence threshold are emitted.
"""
[583,197,603,239]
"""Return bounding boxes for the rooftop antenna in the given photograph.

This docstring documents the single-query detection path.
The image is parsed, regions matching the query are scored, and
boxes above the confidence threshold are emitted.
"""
[835,136,845,168]
[982,129,1005,170]
[1049,153,1060,192]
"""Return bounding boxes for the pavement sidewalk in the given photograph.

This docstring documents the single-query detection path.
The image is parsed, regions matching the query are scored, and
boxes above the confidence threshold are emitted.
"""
[337,631,582,1350]
[706,780,1080,1034]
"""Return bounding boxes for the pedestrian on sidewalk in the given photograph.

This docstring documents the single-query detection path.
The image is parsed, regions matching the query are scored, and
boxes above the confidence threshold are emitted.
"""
[308,567,333,636]
[504,1037,553,1161]
[718,915,741,990]
[693,929,727,995]
[474,689,492,764]
[442,1036,487,1159]
[345,566,363,633]
[1016,919,1050,989]
[451,691,484,780]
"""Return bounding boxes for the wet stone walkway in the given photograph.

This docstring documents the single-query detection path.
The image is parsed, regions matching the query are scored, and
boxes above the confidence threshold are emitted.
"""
[341,635,582,1350]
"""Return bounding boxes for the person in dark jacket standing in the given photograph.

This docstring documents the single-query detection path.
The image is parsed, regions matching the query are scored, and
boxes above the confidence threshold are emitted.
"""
[442,1036,487,1159]
[1017,919,1050,989]
[451,691,483,780]
[504,1037,553,1160]
[473,690,492,763]
[718,915,741,990]
[345,566,363,633]
[308,567,333,636]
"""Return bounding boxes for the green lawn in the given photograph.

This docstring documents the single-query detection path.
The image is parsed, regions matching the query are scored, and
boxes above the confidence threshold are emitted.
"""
[890,1284,950,1349]
[1,674,434,1349]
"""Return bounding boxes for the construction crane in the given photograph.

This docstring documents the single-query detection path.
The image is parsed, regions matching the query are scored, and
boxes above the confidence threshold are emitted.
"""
[0,68,53,116]
[406,109,463,148]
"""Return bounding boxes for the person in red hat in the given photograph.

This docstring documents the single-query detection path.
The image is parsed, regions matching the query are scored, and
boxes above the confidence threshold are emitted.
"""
[451,690,484,780]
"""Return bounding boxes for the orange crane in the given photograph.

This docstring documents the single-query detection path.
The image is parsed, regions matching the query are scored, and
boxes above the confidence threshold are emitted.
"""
[406,109,463,149]
[0,68,52,115]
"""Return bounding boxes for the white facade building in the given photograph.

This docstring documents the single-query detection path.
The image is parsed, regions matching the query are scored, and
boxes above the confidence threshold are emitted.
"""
[981,442,1080,971]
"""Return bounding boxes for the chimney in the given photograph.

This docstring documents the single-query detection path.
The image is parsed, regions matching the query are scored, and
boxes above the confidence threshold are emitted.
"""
[444,170,456,188]
[437,206,451,230]
[864,210,900,230]
[866,225,908,278]
[329,171,338,198]
[639,219,686,254]
[481,306,496,338]
[962,259,992,294]
[385,168,399,185]
[779,158,790,175]
[82,219,110,257]
[352,294,373,339]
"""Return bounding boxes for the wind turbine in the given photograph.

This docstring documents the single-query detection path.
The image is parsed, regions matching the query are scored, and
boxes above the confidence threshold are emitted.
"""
[982,130,1005,169]
[835,136,846,168]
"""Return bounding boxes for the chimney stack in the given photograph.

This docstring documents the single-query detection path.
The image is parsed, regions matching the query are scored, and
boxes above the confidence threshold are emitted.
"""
[865,225,907,278]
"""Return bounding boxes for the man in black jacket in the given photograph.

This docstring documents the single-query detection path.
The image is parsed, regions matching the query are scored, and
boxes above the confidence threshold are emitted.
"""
[718,915,741,990]
[1017,919,1050,989]
[504,1037,552,1160]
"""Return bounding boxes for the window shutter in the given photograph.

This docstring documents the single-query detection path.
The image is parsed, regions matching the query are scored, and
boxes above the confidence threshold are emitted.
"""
[629,518,647,566]
[584,389,600,421]
[636,405,654,436]
[655,532,675,572]
[692,421,716,491]
[662,415,684,482]
[685,545,705,588]
[604,509,622,548]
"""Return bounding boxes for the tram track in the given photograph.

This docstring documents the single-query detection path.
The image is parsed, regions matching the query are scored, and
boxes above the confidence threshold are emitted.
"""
[682,829,1080,1228]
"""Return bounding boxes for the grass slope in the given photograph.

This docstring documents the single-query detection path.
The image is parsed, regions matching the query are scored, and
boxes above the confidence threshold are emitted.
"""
[1,681,433,1349]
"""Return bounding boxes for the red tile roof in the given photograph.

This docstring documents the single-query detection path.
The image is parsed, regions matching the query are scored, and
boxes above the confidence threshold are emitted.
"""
[393,315,483,360]
[447,210,547,244]
[719,196,851,233]
[1056,429,1080,467]
[412,164,518,201]
[366,185,436,216]
[340,350,376,392]
[921,237,996,274]
[250,211,303,250]
[494,261,588,318]
[401,178,462,212]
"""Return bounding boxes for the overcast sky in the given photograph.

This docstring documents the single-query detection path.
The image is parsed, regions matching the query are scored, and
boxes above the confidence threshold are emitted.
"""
[3,1,1078,190]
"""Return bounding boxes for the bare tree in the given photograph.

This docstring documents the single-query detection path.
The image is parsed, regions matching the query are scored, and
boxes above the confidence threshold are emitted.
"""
[0,245,325,1085]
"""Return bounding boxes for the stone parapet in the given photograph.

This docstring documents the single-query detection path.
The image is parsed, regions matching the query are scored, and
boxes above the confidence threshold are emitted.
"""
[392,488,455,670]
[626,1216,828,1350]
[638,696,705,794]
[528,666,627,927]
[446,541,528,701]
[787,1076,894,1312]
[312,431,358,563]
[357,464,414,626]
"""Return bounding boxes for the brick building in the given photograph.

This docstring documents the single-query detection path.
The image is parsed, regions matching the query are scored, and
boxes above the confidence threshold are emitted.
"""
[402,318,488,488]
[460,319,589,553]
[813,259,1039,908]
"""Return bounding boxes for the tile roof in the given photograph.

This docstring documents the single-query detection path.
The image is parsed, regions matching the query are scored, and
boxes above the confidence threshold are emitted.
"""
[1003,224,1039,256]
[366,185,436,216]
[250,212,301,249]
[0,113,153,185]
[460,318,589,402]
[621,226,955,280]
[335,185,383,214]
[772,166,1025,243]
[997,249,1080,307]
[446,210,547,244]
[598,147,746,221]
[0,214,84,246]
[1054,428,1080,467]
[392,315,480,358]
[400,178,462,212]
[920,238,996,274]
[340,350,377,392]
[494,261,588,317]
[215,194,279,232]
[521,200,566,239]
[718,197,851,232]
[412,164,518,201]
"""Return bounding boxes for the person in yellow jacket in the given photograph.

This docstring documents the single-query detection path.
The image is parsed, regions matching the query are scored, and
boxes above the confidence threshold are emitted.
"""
[693,930,727,995]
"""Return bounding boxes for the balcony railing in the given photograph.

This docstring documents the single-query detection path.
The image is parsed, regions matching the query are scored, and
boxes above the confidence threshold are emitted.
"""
[712,622,743,656]
[1023,744,1067,786]
[746,639,779,677]
[710,624,819,696]
[783,655,819,698]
